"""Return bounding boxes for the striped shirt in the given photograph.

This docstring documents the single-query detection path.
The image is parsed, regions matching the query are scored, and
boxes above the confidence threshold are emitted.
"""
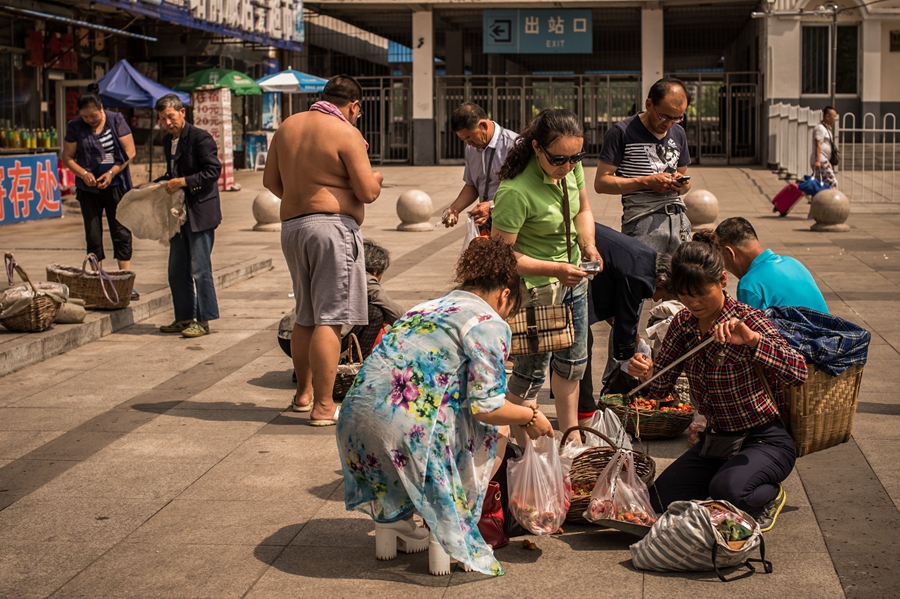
[97,125,115,164]
[644,294,807,432]
[598,114,690,224]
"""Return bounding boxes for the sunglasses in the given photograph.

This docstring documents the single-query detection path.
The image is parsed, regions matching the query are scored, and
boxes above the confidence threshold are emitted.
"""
[539,145,585,167]
[650,103,684,124]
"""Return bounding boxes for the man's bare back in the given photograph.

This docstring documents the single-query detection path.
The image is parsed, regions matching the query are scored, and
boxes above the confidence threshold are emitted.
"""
[263,110,382,224]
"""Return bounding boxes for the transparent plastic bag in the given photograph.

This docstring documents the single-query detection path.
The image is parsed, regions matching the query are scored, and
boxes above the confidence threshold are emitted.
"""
[688,411,708,446]
[584,448,657,527]
[507,435,570,535]
[460,217,480,255]
[584,408,633,450]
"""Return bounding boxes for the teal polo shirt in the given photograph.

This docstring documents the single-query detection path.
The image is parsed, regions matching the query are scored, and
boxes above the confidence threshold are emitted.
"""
[737,249,829,313]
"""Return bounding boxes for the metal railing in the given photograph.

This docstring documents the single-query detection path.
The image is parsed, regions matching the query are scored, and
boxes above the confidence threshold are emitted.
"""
[767,102,898,202]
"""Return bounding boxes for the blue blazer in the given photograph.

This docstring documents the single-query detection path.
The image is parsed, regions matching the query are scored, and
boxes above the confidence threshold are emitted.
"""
[160,122,222,233]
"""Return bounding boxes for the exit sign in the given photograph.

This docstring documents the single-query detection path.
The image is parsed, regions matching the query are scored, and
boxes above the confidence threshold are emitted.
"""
[483,9,593,54]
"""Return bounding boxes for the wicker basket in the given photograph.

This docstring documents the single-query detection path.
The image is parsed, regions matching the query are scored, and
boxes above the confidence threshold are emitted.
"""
[333,333,363,401]
[1,254,61,333]
[601,394,694,440]
[784,364,864,457]
[561,426,656,523]
[46,253,134,310]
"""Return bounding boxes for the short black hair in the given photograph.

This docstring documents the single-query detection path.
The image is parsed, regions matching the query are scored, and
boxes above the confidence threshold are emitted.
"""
[824,105,837,117]
[155,94,184,113]
[648,77,692,107]
[450,103,488,133]
[714,217,758,248]
[321,75,362,107]
[77,83,102,111]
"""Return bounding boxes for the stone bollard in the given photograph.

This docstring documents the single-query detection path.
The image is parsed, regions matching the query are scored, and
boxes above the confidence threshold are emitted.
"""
[252,190,282,232]
[810,189,851,232]
[396,189,434,232]
[683,188,719,228]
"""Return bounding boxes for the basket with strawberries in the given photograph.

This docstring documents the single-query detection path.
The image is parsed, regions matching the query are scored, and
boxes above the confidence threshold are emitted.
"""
[600,389,694,440]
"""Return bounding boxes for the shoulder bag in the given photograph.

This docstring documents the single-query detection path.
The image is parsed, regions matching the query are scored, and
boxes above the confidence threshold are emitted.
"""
[507,176,576,356]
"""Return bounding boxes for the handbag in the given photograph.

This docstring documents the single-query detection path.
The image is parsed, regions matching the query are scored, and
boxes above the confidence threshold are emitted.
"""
[477,480,509,549]
[798,173,830,196]
[506,175,576,357]
[828,128,840,167]
[699,428,749,460]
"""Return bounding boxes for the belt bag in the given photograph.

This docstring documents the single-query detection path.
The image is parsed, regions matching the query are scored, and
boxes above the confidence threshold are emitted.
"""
[507,171,577,357]
[508,302,574,356]
[699,429,749,460]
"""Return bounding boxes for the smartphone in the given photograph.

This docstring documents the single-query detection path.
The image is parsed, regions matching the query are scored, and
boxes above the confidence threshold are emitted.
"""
[675,175,691,182]
[580,261,601,274]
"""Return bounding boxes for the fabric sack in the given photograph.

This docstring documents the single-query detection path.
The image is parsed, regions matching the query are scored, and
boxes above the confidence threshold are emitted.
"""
[630,499,772,582]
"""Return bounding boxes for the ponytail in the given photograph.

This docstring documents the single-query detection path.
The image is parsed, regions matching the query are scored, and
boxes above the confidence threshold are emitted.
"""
[498,109,583,180]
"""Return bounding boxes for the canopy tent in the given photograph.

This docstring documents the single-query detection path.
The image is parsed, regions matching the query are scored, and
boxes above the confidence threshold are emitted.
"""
[98,60,190,108]
[174,68,262,96]
[256,70,327,93]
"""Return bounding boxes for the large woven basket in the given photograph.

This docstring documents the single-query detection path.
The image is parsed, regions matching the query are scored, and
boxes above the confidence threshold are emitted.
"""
[1,253,61,333]
[333,333,363,401]
[601,393,694,440]
[785,364,864,457]
[46,253,134,310]
[561,426,656,524]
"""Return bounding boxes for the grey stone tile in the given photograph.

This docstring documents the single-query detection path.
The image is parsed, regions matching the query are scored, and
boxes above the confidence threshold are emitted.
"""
[125,499,317,546]
[0,541,110,599]
[0,496,165,545]
[0,429,63,459]
[0,406,107,431]
[96,430,258,463]
[52,543,281,599]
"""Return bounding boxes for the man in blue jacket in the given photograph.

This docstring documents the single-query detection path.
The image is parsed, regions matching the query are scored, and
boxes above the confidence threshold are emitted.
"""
[715,217,828,313]
[155,94,223,338]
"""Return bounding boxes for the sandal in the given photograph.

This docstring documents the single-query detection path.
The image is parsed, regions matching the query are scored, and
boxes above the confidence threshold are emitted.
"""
[309,405,340,427]
[290,394,312,413]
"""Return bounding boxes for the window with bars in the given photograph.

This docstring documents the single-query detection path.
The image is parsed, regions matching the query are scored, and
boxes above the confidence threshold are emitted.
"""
[801,24,858,95]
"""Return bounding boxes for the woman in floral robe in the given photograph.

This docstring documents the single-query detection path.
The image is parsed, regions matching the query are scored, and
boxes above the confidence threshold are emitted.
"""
[337,238,553,575]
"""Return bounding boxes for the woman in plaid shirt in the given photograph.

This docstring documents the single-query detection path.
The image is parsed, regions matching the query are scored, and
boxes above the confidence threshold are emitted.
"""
[628,231,807,532]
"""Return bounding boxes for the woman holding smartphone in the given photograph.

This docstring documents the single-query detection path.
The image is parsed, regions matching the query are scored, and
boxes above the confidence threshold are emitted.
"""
[491,109,602,444]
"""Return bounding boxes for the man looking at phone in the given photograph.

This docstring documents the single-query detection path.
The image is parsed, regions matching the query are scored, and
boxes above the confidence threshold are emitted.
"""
[594,77,693,253]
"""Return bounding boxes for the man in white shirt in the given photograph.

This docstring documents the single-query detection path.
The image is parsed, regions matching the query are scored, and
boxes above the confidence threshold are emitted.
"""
[441,103,519,232]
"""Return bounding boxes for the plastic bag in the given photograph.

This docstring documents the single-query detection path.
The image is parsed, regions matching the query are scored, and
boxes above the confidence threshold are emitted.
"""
[688,411,708,446]
[460,217,480,255]
[584,448,656,527]
[507,435,570,535]
[116,183,187,247]
[584,408,633,450]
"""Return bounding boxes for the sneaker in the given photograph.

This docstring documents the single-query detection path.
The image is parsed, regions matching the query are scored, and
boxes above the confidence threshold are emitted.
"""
[181,322,210,338]
[160,320,192,334]
[755,483,786,533]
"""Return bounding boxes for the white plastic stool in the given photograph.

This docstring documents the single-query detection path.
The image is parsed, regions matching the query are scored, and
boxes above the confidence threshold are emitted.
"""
[254,151,268,171]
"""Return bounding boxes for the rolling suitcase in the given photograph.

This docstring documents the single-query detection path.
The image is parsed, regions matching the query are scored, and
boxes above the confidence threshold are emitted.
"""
[772,183,804,217]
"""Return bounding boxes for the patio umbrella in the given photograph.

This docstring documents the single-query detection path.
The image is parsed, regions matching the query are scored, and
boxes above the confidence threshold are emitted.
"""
[256,70,327,93]
[174,68,262,96]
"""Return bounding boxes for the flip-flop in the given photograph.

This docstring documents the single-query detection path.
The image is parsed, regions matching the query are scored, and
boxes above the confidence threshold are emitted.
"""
[290,394,312,413]
[309,405,340,427]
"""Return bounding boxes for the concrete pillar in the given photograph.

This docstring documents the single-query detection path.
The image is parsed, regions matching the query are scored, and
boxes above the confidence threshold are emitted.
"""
[861,20,882,120]
[412,9,435,165]
[641,5,664,102]
[767,18,801,103]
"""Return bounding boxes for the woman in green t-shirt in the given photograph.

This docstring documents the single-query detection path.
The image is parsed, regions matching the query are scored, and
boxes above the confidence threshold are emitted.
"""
[491,109,602,443]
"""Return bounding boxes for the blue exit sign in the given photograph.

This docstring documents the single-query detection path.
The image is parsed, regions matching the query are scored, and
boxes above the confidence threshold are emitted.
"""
[483,9,592,54]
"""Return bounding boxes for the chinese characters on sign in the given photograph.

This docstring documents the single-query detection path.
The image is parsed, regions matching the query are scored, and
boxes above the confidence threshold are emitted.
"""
[0,154,62,226]
[483,9,592,54]
[192,90,235,192]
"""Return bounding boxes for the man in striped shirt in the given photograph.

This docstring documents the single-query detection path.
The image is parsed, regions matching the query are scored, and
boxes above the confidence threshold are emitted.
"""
[594,78,693,253]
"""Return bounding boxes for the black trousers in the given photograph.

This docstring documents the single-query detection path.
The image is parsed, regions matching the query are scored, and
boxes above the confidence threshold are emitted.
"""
[77,186,132,262]
[649,420,796,514]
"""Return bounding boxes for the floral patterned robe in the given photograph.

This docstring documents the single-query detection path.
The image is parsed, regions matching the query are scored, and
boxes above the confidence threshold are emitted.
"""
[337,290,510,575]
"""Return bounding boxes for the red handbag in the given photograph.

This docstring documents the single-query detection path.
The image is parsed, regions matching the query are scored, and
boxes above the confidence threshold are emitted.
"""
[478,480,509,549]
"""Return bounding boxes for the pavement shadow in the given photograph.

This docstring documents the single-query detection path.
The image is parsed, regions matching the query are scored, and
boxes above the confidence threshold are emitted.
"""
[114,323,164,336]
[857,401,900,416]
[129,400,282,421]
[247,369,295,390]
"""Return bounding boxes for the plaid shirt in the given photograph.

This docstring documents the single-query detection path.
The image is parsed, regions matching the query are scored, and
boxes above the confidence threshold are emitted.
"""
[647,294,807,432]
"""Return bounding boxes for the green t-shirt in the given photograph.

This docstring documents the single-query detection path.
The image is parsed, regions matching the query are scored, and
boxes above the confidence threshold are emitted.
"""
[492,156,584,288]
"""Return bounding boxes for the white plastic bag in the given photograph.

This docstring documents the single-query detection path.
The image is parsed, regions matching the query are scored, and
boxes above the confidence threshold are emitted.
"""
[116,183,187,247]
[584,449,656,527]
[584,408,633,450]
[460,217,480,255]
[507,435,570,535]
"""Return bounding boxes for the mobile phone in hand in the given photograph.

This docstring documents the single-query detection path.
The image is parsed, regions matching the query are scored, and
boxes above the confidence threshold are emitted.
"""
[580,261,601,274]
[675,175,691,182]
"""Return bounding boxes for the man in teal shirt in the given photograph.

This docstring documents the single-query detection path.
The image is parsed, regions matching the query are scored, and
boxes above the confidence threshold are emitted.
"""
[714,217,828,313]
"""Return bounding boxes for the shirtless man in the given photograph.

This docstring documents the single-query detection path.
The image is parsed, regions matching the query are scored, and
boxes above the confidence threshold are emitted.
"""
[264,74,383,426]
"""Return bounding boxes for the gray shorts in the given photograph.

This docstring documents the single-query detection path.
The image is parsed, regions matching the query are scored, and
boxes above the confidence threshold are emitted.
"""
[281,213,368,327]
[622,208,692,254]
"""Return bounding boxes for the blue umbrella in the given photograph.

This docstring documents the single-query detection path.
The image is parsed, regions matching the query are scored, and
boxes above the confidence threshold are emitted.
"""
[98,60,191,107]
[256,69,327,93]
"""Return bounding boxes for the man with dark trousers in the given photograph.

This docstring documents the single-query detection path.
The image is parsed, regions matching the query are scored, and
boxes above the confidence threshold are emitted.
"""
[154,93,222,338]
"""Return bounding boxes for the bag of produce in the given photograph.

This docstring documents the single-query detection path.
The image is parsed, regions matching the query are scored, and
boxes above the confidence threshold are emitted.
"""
[584,408,632,450]
[507,435,570,535]
[584,448,656,527]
